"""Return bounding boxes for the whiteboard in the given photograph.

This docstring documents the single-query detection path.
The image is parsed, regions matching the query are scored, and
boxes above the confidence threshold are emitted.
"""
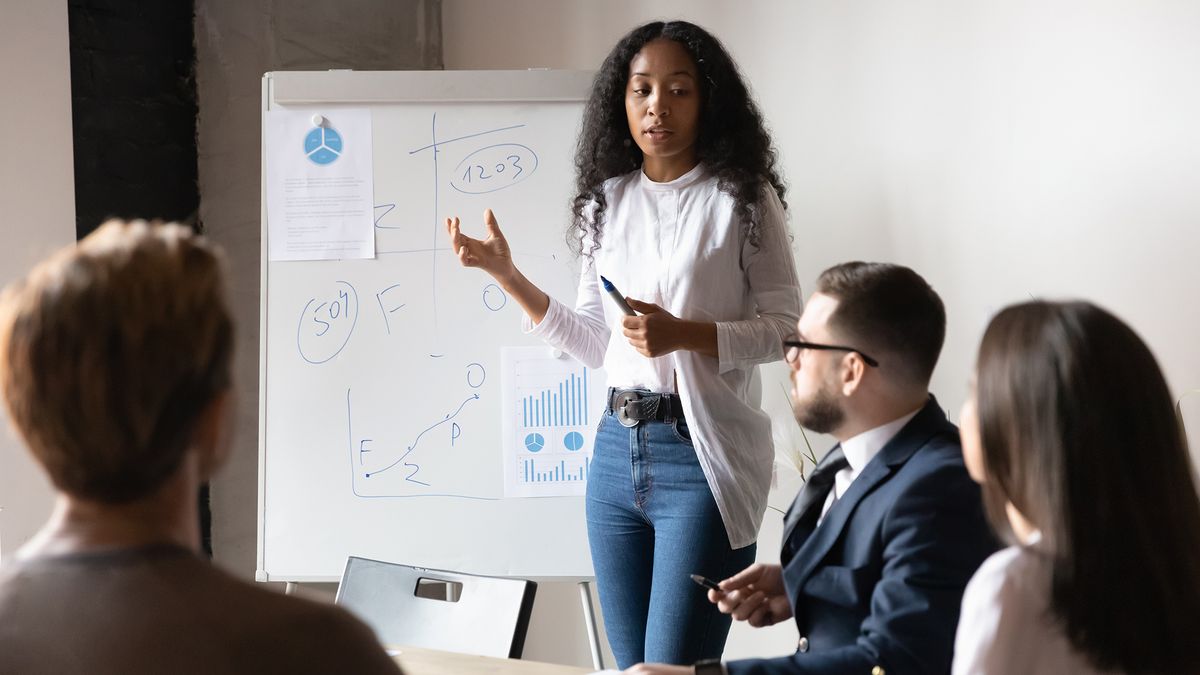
[258,70,600,582]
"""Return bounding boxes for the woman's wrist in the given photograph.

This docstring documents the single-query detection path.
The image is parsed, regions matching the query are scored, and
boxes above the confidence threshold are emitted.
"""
[494,265,551,324]
[492,263,521,289]
[676,319,718,358]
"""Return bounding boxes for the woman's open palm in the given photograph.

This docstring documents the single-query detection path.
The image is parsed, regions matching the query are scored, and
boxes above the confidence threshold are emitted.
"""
[446,208,515,281]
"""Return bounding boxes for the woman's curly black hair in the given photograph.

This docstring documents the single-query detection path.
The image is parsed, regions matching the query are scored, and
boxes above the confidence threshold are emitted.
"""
[570,20,786,257]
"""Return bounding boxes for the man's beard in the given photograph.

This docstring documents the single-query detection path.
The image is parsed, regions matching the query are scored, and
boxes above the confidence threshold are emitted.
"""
[791,382,844,434]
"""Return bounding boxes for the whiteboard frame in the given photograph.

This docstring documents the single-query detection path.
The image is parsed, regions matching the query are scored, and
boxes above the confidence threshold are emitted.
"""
[257,70,594,583]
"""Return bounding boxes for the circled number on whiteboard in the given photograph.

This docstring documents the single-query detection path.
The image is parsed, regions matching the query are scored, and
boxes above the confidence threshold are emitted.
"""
[451,143,538,195]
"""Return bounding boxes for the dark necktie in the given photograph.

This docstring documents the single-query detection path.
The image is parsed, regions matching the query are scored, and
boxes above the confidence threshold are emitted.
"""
[794,446,850,520]
[782,446,850,560]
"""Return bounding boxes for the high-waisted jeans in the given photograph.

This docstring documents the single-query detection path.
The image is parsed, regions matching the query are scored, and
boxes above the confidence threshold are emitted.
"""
[586,411,757,668]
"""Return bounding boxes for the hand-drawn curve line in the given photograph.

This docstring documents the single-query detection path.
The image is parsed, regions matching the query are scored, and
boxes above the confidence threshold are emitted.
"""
[297,281,358,365]
[366,393,481,477]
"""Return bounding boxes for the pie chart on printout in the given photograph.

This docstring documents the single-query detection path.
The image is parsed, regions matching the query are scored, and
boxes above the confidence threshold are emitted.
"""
[304,126,343,165]
[524,433,545,453]
[563,432,585,451]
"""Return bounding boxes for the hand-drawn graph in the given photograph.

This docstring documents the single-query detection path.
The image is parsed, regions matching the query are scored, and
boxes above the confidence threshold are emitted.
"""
[501,347,606,497]
[344,361,492,499]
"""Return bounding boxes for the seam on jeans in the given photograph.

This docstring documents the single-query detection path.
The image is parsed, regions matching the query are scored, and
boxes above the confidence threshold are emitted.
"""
[630,421,646,513]
[632,423,655,519]
[643,422,656,513]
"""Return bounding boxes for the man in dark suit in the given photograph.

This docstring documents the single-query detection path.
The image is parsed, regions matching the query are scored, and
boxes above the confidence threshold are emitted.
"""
[628,262,996,675]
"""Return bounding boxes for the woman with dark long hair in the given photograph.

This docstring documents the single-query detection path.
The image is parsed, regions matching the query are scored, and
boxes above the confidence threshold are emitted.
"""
[447,21,800,667]
[955,300,1200,674]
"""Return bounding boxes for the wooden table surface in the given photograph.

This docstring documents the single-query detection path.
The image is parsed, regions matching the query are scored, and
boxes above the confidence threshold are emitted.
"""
[391,646,595,675]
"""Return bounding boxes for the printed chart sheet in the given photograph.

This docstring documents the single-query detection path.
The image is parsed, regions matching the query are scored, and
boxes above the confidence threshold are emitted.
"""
[502,347,607,497]
[266,107,375,261]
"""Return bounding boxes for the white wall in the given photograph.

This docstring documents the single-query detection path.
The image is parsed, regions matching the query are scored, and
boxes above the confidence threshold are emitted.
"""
[0,0,76,561]
[443,0,1200,664]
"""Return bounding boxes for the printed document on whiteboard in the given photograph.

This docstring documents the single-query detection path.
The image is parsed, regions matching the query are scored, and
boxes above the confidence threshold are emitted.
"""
[266,107,375,261]
[501,347,607,498]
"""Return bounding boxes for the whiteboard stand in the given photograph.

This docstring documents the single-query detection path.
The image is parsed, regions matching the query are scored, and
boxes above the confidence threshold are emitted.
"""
[579,579,604,669]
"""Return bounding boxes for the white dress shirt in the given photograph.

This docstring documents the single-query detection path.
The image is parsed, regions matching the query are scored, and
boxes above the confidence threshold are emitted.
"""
[818,408,921,524]
[953,532,1110,675]
[525,164,802,547]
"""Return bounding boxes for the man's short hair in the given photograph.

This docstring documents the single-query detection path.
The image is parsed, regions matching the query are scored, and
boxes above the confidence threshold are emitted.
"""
[815,261,945,386]
[0,220,233,504]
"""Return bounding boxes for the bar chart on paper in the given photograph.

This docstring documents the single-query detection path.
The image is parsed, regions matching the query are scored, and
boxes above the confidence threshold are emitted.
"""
[501,346,607,497]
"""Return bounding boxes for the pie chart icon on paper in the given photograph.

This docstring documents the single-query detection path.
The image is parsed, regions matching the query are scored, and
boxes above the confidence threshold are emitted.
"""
[524,433,545,453]
[304,126,343,165]
[563,432,584,452]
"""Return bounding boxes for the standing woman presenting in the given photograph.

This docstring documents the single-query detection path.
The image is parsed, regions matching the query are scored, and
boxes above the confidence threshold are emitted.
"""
[447,21,800,668]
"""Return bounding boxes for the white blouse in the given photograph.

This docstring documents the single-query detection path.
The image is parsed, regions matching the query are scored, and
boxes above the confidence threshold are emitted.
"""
[953,534,1112,675]
[525,164,802,548]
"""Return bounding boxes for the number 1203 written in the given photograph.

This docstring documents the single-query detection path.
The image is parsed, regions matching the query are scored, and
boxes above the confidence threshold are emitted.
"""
[451,143,538,195]
[462,155,523,183]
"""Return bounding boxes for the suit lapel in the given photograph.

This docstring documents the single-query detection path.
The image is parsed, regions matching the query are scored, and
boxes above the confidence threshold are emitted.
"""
[783,397,951,593]
[783,456,897,591]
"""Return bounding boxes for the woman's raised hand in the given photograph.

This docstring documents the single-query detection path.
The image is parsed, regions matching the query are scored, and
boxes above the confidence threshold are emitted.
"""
[446,208,515,282]
[446,208,550,323]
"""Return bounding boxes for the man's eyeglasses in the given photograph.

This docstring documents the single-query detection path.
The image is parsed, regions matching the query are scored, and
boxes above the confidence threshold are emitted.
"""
[783,340,880,368]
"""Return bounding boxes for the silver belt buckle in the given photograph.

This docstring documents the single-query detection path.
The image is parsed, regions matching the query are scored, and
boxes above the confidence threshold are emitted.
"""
[613,390,642,428]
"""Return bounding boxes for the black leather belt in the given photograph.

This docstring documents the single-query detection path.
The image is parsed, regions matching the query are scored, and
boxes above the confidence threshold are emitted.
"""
[606,388,685,428]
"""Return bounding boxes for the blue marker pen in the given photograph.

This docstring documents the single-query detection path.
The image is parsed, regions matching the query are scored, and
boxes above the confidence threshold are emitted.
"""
[599,276,637,316]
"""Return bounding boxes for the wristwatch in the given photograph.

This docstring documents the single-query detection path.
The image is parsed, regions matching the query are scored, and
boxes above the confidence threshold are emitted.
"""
[695,658,727,675]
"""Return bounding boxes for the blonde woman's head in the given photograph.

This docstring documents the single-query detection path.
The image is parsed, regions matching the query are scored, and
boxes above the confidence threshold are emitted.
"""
[0,220,233,503]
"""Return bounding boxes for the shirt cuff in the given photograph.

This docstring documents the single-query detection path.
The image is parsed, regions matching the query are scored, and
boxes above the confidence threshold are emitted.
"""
[522,295,563,338]
[715,320,737,374]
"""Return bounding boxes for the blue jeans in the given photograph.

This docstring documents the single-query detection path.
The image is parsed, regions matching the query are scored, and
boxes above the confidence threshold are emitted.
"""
[586,411,758,668]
